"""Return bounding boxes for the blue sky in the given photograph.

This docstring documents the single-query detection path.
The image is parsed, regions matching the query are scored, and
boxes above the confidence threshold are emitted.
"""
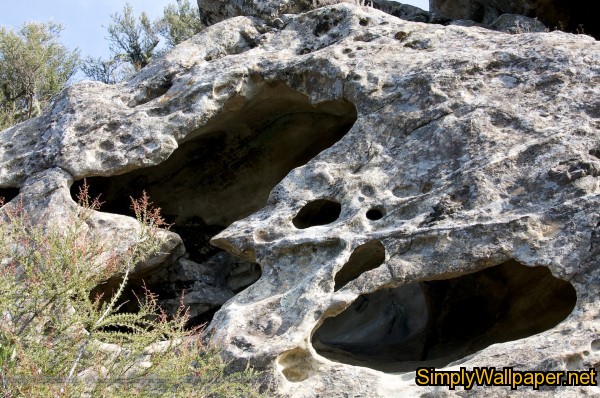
[0,1,171,59]
[0,1,430,60]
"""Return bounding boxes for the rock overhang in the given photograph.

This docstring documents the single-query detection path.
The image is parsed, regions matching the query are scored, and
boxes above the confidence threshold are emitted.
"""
[0,3,599,397]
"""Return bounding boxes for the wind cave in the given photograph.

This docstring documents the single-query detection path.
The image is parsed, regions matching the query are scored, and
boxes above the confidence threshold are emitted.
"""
[71,81,358,326]
[313,260,577,372]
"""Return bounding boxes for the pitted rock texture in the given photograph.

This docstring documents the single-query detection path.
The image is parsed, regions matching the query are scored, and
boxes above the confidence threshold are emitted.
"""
[198,0,431,25]
[1,4,599,397]
[430,0,598,38]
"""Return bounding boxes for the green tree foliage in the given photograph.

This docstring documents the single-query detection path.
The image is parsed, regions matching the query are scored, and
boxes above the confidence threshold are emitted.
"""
[0,190,264,397]
[106,4,159,72]
[157,0,205,48]
[83,1,204,84]
[80,56,133,85]
[0,22,79,130]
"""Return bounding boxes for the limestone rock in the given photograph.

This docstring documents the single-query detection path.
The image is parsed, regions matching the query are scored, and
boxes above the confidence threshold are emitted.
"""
[489,13,548,33]
[430,0,598,38]
[1,3,599,397]
[370,0,431,23]
[198,0,431,25]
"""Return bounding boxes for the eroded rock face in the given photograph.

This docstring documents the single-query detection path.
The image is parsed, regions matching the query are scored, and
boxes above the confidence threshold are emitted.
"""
[430,0,598,38]
[1,3,599,397]
[198,0,431,25]
[313,260,577,372]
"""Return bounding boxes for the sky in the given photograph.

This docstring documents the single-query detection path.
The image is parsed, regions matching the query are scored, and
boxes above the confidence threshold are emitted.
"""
[0,0,430,60]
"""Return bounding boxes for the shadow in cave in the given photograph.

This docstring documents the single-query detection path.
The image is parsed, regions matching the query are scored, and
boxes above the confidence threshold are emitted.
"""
[0,187,19,206]
[73,80,358,327]
[312,260,577,373]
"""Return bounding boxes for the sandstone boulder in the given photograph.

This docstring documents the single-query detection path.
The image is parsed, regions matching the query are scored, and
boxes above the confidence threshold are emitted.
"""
[1,3,599,397]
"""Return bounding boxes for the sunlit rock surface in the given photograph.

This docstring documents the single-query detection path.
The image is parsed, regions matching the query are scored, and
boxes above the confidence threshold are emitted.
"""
[1,3,599,396]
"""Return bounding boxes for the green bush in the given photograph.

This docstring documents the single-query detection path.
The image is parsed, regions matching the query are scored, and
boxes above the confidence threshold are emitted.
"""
[0,22,79,130]
[0,187,264,397]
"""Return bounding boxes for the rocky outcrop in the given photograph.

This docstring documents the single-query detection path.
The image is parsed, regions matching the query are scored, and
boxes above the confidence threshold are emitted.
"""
[430,0,598,38]
[488,13,547,33]
[197,0,600,39]
[1,3,599,397]
[198,0,431,25]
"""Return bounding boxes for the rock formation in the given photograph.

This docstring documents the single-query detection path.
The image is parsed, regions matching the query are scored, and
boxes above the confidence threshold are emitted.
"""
[1,3,599,396]
[430,0,598,38]
[198,0,599,37]
[198,0,432,25]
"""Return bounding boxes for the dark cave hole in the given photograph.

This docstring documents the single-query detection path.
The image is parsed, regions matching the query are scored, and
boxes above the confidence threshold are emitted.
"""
[366,208,384,221]
[130,72,175,107]
[334,240,385,291]
[71,80,358,326]
[292,199,342,229]
[313,260,577,373]
[0,187,19,206]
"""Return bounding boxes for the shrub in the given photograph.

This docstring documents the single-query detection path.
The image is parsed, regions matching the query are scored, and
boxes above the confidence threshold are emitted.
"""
[0,188,264,397]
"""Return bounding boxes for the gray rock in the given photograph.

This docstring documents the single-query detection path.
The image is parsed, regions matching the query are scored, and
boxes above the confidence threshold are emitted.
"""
[430,0,597,38]
[371,0,431,23]
[198,0,430,25]
[1,4,599,397]
[448,13,548,34]
[489,13,547,33]
[198,0,312,25]
[448,18,488,28]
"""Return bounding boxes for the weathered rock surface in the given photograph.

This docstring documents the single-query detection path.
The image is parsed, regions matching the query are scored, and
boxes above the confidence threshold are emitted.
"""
[1,3,600,397]
[488,13,548,34]
[430,0,598,38]
[198,0,431,25]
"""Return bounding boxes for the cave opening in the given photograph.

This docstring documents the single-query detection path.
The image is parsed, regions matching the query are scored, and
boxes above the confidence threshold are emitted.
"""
[334,240,385,291]
[72,80,358,327]
[312,260,577,373]
[0,187,19,206]
[292,199,342,229]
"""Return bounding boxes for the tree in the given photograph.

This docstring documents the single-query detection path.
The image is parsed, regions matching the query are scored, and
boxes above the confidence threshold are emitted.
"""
[106,3,160,71]
[157,0,205,47]
[80,56,133,85]
[83,1,204,84]
[0,22,79,130]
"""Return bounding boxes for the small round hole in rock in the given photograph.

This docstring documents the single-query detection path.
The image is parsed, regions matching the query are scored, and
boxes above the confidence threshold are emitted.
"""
[278,347,316,382]
[366,208,384,220]
[293,199,341,229]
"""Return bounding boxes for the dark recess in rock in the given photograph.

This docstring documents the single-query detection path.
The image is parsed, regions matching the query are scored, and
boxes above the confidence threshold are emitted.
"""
[0,188,19,206]
[313,260,577,372]
[430,0,599,39]
[129,72,176,107]
[292,199,342,229]
[72,80,358,325]
[334,240,386,291]
[366,208,384,220]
